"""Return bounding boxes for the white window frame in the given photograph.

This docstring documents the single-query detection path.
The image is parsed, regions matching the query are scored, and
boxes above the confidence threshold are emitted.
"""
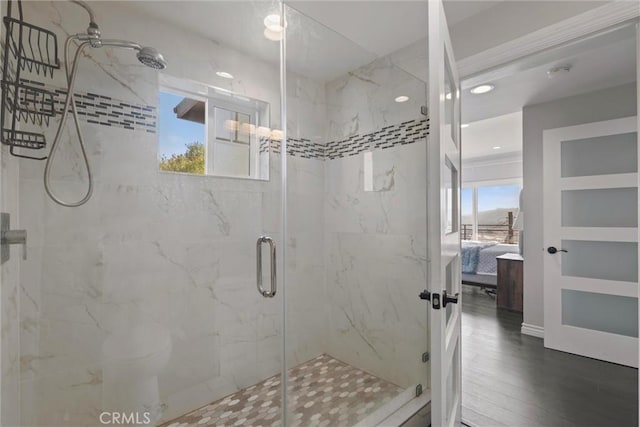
[207,99,260,178]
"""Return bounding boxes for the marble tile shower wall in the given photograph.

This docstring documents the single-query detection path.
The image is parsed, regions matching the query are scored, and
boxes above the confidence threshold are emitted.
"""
[322,55,430,389]
[1,3,23,426]
[283,78,329,371]
[1,151,21,427]
[14,2,327,425]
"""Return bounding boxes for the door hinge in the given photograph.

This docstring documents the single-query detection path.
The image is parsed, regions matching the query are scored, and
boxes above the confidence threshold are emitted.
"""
[422,352,430,363]
[420,106,428,116]
[415,384,423,397]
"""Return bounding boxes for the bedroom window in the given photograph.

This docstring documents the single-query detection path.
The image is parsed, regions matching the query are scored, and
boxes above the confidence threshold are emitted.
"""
[462,183,521,244]
[461,187,474,239]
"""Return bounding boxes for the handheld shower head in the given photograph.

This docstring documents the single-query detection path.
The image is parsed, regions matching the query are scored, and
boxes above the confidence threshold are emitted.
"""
[48,6,167,207]
[136,47,167,70]
[69,0,166,70]
[96,40,167,70]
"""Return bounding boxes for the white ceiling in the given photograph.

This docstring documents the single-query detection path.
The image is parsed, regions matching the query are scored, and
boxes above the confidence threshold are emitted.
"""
[443,1,505,26]
[462,111,522,159]
[119,0,617,86]
[118,0,634,162]
[462,24,637,124]
[118,0,504,82]
[459,24,636,159]
[448,1,606,60]
[119,1,383,81]
[287,1,427,58]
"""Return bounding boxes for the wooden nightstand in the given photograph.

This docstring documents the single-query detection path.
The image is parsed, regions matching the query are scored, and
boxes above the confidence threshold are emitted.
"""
[497,253,523,312]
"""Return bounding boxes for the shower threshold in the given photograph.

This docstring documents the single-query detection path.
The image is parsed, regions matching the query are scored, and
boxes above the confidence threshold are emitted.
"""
[162,353,402,427]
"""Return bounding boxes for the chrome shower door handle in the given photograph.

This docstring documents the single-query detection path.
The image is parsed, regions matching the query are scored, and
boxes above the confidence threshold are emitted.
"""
[256,236,277,298]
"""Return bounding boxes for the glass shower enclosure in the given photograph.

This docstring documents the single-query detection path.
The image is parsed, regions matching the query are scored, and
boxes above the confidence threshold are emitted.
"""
[0,1,431,425]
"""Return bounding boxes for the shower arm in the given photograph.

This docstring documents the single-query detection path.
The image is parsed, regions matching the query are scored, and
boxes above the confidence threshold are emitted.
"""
[70,0,98,26]
[98,39,143,51]
[70,0,102,46]
[67,1,146,53]
[68,35,143,52]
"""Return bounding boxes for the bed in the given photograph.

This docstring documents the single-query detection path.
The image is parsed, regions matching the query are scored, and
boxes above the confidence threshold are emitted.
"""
[461,241,520,289]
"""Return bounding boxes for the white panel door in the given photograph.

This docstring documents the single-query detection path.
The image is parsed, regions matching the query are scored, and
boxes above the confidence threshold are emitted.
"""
[543,116,638,368]
[427,0,462,425]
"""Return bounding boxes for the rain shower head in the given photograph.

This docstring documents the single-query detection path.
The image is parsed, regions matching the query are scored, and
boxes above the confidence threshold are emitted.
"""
[137,47,167,70]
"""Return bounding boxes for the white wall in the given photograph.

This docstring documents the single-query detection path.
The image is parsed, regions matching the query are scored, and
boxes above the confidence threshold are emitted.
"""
[522,82,637,330]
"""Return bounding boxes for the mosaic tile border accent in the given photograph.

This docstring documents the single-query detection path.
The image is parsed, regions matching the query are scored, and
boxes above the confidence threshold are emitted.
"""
[287,137,325,159]
[23,79,157,134]
[21,79,427,160]
[324,118,429,160]
[267,118,429,160]
[264,137,325,160]
[162,353,402,427]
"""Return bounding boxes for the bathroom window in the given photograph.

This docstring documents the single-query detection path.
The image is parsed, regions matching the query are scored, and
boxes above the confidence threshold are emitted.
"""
[158,91,206,174]
[157,75,270,180]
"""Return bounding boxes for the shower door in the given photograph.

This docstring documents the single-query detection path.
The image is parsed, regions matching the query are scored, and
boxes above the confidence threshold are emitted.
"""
[283,2,431,425]
[1,1,286,425]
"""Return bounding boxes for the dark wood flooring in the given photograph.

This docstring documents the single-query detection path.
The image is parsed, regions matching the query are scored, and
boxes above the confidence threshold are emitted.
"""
[461,285,638,427]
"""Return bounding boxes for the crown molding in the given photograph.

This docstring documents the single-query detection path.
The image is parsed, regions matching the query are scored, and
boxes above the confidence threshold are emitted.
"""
[463,151,522,167]
[458,1,640,79]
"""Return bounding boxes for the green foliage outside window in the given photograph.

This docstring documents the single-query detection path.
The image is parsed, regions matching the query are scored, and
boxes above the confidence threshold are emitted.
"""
[159,142,205,174]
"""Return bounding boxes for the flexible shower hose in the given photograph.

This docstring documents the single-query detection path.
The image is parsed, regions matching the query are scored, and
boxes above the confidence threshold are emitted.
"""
[43,36,93,207]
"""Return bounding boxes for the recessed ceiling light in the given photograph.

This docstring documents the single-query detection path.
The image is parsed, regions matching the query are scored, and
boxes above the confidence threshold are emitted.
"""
[492,146,501,150]
[264,14,286,32]
[264,28,283,41]
[470,84,495,95]
[395,95,409,103]
[461,124,469,128]
[216,71,234,79]
[445,92,452,100]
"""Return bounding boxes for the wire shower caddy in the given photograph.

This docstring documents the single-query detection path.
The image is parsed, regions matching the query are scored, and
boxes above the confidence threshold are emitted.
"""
[1,0,60,160]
